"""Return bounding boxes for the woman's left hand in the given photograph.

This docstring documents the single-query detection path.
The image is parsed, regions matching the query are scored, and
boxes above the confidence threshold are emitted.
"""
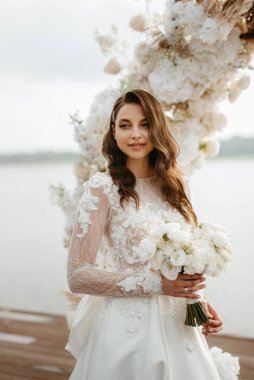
[201,301,223,336]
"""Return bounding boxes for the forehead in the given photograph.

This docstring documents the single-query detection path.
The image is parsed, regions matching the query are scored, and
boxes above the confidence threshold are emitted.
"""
[116,103,146,121]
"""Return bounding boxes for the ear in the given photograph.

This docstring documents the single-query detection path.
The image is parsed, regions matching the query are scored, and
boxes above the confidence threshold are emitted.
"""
[112,127,116,140]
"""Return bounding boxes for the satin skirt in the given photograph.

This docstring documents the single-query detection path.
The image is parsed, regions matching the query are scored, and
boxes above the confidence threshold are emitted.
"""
[66,295,220,380]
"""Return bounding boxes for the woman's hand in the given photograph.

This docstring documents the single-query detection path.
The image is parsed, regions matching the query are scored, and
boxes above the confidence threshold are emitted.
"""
[201,301,223,336]
[161,273,206,298]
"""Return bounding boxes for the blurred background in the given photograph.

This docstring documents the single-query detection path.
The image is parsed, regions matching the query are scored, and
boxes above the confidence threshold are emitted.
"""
[0,0,254,341]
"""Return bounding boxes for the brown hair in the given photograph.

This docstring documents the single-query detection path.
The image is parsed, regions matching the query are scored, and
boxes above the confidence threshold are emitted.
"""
[102,89,198,226]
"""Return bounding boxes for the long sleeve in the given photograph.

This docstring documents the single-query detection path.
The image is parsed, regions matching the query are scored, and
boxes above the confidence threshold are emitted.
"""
[67,174,163,297]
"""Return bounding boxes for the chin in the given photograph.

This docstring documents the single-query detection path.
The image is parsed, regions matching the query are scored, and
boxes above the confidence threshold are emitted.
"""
[128,152,151,159]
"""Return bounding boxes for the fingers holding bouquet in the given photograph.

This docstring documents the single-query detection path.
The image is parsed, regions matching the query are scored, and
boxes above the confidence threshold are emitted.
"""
[201,301,223,336]
[178,273,206,298]
[161,273,206,299]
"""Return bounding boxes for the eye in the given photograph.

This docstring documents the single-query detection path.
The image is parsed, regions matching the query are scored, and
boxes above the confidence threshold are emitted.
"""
[119,124,129,128]
[141,123,149,128]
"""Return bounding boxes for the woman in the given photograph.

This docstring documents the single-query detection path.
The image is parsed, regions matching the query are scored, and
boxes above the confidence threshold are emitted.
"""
[66,89,223,379]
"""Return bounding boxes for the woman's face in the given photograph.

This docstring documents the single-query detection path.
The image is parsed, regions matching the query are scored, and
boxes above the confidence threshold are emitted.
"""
[114,103,154,161]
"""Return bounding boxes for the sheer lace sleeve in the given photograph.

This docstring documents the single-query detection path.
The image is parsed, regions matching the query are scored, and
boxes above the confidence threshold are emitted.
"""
[67,174,163,297]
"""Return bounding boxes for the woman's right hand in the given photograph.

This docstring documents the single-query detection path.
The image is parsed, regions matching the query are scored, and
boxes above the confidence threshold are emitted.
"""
[161,273,206,298]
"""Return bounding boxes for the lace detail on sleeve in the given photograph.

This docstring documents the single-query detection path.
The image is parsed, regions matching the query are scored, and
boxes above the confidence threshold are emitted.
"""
[76,188,100,238]
[67,172,164,298]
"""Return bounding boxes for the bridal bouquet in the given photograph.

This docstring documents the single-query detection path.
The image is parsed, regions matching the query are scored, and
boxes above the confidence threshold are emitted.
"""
[133,221,232,327]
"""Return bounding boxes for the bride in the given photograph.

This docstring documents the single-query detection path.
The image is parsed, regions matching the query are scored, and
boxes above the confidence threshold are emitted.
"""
[66,89,227,380]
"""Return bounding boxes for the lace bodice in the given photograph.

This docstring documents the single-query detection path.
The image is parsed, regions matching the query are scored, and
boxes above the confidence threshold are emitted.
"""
[67,172,191,297]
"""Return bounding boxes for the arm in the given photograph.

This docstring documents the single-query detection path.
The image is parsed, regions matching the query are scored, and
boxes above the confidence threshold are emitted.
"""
[67,174,163,297]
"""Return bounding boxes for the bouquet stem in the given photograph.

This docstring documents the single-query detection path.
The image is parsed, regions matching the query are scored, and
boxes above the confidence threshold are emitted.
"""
[185,301,210,326]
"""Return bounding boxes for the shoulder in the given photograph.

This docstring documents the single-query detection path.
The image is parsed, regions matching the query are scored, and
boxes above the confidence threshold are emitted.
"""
[83,172,115,195]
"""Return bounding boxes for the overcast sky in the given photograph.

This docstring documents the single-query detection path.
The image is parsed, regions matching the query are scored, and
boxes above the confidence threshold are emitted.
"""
[0,0,254,154]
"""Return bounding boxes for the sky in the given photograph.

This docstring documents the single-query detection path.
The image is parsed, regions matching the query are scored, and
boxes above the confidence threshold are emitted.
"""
[0,0,254,154]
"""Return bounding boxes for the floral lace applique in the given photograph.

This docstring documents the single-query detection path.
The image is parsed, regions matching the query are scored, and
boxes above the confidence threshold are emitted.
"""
[114,297,151,339]
[167,296,195,352]
[117,267,163,295]
[77,172,113,239]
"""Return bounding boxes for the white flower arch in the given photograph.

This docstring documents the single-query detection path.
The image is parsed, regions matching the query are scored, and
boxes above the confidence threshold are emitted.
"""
[50,0,254,263]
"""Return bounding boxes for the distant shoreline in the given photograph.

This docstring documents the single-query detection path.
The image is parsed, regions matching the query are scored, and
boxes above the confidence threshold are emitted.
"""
[0,154,253,165]
[0,136,253,164]
[0,152,79,164]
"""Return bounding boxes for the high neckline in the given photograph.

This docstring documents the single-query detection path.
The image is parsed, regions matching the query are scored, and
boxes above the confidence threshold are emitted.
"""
[136,175,156,181]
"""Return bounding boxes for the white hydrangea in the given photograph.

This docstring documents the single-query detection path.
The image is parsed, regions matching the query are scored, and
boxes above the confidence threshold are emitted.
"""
[148,56,198,104]
[170,121,201,168]
[164,1,205,38]
[75,86,122,171]
[201,112,227,136]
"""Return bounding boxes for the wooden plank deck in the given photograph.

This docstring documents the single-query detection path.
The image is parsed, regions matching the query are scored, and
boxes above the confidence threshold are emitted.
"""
[0,308,253,380]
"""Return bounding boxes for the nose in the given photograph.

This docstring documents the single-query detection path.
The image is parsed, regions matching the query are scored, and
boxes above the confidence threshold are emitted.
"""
[130,125,142,139]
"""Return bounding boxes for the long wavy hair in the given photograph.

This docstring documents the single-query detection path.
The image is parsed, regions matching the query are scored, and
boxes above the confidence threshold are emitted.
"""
[102,89,198,227]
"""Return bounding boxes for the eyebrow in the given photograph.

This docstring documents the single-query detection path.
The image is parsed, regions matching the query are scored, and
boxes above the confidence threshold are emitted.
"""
[118,118,148,123]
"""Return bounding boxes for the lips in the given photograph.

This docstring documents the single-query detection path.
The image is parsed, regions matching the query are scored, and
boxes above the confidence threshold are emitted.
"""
[128,143,145,147]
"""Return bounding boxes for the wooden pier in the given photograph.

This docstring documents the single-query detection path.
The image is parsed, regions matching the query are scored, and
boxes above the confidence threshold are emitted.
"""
[0,308,253,379]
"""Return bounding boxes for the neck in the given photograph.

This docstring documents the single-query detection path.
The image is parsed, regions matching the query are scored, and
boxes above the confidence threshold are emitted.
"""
[126,158,154,179]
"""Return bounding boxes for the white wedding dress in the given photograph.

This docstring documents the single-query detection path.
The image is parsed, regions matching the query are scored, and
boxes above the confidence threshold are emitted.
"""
[65,172,239,380]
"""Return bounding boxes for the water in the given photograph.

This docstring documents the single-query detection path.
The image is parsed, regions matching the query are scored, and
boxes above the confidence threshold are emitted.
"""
[0,159,253,338]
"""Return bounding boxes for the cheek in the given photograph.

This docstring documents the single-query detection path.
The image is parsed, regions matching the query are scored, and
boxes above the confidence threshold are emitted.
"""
[115,130,128,143]
[116,129,130,142]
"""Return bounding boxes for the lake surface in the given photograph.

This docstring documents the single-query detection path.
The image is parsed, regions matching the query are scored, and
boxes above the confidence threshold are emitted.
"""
[0,158,253,338]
